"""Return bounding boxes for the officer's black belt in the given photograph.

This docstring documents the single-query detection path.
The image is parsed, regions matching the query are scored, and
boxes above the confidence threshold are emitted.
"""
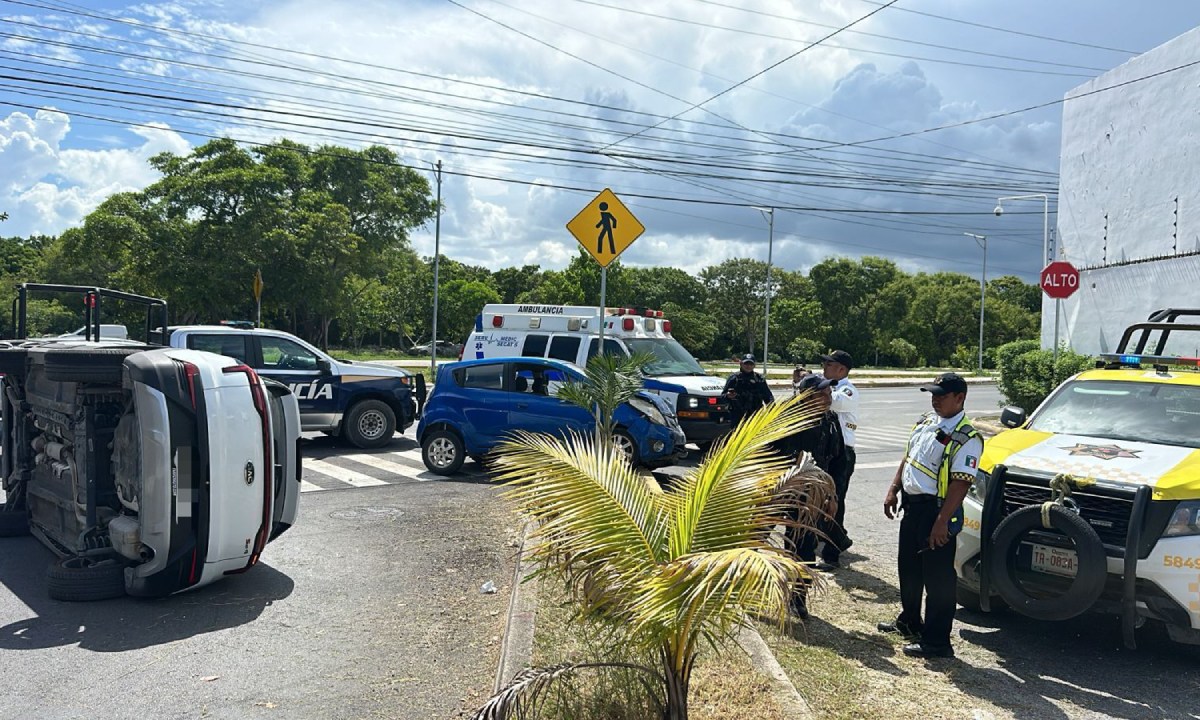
[901,492,938,505]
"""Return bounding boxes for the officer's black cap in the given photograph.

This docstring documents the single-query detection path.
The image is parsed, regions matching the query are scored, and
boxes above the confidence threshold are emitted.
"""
[798,375,833,392]
[820,350,853,369]
[921,372,969,396]
[740,353,756,364]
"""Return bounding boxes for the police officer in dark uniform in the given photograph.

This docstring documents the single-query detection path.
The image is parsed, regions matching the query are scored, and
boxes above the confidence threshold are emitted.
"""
[878,372,983,659]
[722,354,774,428]
[784,374,846,619]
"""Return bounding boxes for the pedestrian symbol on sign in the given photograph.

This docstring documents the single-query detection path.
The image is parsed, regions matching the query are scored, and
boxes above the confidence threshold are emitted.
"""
[566,188,644,268]
[596,202,617,254]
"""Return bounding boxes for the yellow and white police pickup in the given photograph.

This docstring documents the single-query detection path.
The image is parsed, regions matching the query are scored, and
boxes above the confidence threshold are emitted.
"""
[466,304,730,447]
[166,324,424,448]
[958,311,1200,648]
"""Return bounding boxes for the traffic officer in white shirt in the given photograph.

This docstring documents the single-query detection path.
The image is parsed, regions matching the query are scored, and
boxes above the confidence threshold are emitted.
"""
[819,349,858,568]
[878,372,983,659]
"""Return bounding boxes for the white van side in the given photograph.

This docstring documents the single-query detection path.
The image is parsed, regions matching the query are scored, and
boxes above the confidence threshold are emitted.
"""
[465,304,731,447]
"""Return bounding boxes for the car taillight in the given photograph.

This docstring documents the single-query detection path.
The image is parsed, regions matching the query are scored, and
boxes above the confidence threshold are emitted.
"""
[177,360,200,408]
[663,320,672,333]
[222,364,272,572]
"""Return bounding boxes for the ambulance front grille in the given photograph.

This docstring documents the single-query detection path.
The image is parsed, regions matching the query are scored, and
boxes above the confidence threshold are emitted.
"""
[1002,479,1135,547]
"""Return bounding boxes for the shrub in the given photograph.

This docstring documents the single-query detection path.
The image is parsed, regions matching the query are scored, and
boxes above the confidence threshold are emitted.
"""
[885,338,919,368]
[786,337,824,365]
[992,339,1040,373]
[998,345,1095,412]
[950,344,976,370]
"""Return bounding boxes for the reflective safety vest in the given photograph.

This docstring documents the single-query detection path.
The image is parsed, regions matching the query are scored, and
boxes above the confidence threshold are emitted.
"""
[904,413,981,500]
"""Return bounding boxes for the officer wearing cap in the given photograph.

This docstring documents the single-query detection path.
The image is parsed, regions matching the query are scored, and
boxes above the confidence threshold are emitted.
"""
[878,372,983,659]
[722,353,774,428]
[819,349,858,568]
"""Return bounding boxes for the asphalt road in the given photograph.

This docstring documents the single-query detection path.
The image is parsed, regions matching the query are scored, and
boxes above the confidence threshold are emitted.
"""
[0,478,520,720]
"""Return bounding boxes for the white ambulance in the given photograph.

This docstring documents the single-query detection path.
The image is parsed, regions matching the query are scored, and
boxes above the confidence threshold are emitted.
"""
[465,304,731,447]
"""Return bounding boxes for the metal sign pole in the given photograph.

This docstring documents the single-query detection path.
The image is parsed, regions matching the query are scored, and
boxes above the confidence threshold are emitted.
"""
[597,265,607,434]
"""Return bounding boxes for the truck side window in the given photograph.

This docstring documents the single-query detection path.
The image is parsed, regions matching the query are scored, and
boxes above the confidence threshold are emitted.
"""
[188,334,249,364]
[522,334,548,358]
[586,338,626,360]
[260,337,319,371]
[548,336,581,362]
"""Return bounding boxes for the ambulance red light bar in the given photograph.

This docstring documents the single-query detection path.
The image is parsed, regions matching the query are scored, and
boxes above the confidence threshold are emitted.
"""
[492,315,503,328]
[662,320,672,333]
[614,307,665,318]
[623,318,635,331]
[1102,353,1200,367]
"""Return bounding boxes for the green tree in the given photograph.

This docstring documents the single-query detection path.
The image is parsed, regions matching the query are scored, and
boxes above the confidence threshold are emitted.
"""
[625,267,707,310]
[439,279,501,342]
[478,394,828,720]
[564,249,631,306]
[518,270,585,305]
[808,256,901,359]
[700,258,774,356]
[492,264,543,303]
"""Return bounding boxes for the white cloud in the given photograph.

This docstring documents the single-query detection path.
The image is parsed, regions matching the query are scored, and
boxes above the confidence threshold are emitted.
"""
[0,110,190,237]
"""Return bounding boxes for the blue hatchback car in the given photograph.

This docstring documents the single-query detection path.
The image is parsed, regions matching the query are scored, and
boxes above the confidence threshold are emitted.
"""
[418,357,686,475]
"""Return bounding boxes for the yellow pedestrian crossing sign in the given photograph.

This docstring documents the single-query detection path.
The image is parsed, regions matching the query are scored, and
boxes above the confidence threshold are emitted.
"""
[566,188,644,267]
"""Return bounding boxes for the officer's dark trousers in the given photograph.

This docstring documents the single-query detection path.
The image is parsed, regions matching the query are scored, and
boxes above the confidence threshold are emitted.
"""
[821,446,855,562]
[897,492,957,650]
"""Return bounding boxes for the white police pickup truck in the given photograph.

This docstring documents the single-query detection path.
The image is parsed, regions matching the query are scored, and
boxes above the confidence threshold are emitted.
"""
[165,324,425,448]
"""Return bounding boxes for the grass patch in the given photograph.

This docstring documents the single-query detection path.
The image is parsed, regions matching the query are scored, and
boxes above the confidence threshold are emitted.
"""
[761,566,1016,720]
[530,577,787,720]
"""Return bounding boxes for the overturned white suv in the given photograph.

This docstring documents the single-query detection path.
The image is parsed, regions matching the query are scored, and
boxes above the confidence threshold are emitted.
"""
[0,285,302,600]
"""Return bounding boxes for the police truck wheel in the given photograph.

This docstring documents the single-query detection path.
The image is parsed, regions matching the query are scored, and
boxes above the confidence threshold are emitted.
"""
[988,504,1107,622]
[343,400,396,449]
[613,429,640,467]
[43,347,141,384]
[46,555,127,602]
[422,430,465,476]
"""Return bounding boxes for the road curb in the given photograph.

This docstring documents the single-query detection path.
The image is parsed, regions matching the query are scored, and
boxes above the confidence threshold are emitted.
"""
[737,625,814,719]
[494,520,539,692]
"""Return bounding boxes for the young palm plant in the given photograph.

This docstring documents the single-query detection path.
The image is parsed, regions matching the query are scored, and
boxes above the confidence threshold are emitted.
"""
[552,350,656,447]
[472,386,831,720]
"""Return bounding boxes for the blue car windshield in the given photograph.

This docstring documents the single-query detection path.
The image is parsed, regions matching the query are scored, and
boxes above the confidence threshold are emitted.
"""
[1029,379,1200,448]
[624,338,705,377]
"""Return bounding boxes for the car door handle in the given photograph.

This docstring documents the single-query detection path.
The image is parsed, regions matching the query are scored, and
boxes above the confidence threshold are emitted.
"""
[516,402,529,409]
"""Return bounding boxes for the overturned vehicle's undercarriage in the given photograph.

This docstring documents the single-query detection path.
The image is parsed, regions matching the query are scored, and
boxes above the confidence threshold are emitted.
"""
[0,285,301,600]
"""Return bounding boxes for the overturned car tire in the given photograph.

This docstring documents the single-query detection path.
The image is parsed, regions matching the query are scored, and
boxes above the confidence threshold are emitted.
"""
[47,555,127,602]
[43,347,141,384]
[988,504,1107,622]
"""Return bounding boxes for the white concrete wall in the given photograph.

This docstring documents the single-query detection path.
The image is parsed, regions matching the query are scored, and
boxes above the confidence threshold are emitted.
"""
[1052,24,1200,355]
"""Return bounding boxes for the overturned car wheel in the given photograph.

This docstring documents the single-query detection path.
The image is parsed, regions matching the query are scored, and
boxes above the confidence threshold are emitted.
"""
[43,347,142,384]
[988,504,1107,622]
[47,555,127,602]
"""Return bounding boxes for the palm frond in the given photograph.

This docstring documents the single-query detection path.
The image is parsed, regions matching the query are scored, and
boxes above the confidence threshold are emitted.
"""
[630,545,805,647]
[470,662,664,720]
[552,351,656,438]
[668,393,825,557]
[775,453,838,539]
[491,430,670,607]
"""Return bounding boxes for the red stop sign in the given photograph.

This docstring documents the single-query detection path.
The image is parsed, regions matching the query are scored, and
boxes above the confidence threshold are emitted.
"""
[1041,261,1080,299]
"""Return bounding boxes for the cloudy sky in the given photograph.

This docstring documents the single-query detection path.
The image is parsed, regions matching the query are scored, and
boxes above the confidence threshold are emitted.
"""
[2,0,1200,283]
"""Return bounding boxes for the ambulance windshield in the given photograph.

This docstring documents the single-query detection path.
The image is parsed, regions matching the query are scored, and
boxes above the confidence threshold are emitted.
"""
[625,338,706,376]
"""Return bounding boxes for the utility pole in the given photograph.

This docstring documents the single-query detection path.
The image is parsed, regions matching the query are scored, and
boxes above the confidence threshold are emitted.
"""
[430,160,442,379]
[756,207,775,377]
[964,233,987,371]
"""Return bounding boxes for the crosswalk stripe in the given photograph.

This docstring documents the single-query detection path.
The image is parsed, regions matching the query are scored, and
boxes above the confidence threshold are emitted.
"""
[300,479,322,493]
[341,452,423,475]
[305,458,388,487]
[854,427,911,442]
[856,460,903,470]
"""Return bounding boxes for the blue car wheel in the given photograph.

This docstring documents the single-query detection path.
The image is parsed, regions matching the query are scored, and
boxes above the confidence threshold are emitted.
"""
[613,429,639,467]
[422,429,465,476]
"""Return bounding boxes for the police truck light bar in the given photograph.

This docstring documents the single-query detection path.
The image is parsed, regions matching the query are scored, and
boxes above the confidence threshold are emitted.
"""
[1101,353,1200,368]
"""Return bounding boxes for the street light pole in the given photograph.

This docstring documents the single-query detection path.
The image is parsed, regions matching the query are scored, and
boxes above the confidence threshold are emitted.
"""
[756,207,775,378]
[995,193,1055,364]
[430,160,443,379]
[964,233,987,371]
